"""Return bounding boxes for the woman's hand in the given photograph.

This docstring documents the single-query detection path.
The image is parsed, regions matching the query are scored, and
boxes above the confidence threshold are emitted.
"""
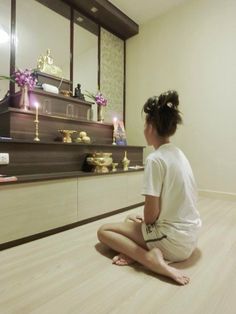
[125,214,144,223]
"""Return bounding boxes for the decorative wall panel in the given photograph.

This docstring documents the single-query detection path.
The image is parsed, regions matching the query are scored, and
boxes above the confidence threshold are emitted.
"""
[100,28,124,122]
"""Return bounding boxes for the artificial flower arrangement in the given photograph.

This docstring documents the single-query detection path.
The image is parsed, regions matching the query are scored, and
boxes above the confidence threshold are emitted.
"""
[0,69,37,109]
[0,68,37,89]
[85,90,108,106]
[13,69,37,89]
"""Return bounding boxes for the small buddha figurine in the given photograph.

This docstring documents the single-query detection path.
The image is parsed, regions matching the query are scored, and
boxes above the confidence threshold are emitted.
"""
[74,83,85,100]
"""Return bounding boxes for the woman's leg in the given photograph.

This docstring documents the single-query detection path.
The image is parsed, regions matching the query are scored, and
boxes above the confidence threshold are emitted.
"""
[113,216,144,265]
[97,222,190,285]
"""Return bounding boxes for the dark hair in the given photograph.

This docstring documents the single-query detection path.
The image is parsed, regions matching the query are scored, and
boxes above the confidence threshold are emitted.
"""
[143,90,182,137]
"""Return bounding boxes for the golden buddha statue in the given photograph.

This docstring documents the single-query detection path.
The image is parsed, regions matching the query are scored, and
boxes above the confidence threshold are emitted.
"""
[37,49,63,77]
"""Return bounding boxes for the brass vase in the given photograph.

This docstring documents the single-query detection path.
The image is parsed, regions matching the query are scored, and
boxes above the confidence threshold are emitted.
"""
[19,85,30,110]
[97,105,104,122]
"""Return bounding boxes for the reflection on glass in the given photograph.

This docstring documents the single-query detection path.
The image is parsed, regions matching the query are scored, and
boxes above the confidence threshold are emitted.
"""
[0,0,11,100]
[66,103,74,118]
[42,99,52,115]
[73,11,98,99]
[16,0,70,85]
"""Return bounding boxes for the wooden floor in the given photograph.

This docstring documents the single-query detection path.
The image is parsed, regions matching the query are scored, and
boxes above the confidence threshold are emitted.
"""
[0,196,235,314]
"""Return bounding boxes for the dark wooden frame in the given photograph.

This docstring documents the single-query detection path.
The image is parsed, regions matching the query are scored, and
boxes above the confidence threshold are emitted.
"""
[9,0,16,95]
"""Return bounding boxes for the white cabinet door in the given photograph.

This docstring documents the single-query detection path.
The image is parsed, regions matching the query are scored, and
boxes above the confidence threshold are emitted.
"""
[77,174,128,220]
[77,171,144,220]
[0,178,77,243]
[126,171,144,205]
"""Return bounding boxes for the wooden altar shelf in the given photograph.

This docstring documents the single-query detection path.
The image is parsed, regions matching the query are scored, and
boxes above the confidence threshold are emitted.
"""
[11,89,93,121]
[0,107,113,144]
[0,139,144,178]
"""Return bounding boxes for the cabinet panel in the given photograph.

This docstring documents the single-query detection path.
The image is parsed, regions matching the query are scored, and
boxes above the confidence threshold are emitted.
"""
[77,174,128,220]
[126,172,144,205]
[0,178,77,243]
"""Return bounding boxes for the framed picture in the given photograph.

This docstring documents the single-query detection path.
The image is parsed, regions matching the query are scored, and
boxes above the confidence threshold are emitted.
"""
[113,119,127,145]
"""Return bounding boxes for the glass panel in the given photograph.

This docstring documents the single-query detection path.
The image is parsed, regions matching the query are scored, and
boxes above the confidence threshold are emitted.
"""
[15,0,70,89]
[0,0,11,100]
[100,28,124,122]
[73,11,98,101]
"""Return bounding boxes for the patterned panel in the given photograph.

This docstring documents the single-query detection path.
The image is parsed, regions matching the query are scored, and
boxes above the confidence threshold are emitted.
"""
[100,28,124,122]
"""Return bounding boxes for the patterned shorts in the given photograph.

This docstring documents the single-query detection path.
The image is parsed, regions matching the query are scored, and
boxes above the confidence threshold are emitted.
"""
[141,222,196,262]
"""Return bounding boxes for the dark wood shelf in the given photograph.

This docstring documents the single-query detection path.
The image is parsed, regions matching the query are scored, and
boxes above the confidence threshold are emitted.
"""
[0,140,144,178]
[0,107,109,124]
[0,137,144,148]
[35,71,72,85]
[37,0,139,40]
[27,88,94,105]
[0,106,113,143]
[0,168,144,185]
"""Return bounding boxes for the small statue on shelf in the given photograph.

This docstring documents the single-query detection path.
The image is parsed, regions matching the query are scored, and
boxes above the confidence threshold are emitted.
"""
[36,48,63,77]
[74,83,85,100]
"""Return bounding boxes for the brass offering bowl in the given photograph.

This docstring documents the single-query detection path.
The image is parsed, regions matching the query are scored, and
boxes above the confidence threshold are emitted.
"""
[59,129,76,143]
[60,90,72,97]
[87,152,113,173]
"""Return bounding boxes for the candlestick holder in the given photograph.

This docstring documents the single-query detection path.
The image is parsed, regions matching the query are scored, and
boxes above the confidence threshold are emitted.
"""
[112,131,117,145]
[34,119,40,142]
[122,151,130,171]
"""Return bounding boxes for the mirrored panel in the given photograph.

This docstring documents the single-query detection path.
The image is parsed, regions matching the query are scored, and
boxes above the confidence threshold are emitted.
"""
[73,11,98,101]
[15,0,70,87]
[0,0,11,100]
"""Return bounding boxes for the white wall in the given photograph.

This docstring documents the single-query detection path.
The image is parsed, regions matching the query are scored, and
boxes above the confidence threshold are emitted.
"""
[126,0,236,195]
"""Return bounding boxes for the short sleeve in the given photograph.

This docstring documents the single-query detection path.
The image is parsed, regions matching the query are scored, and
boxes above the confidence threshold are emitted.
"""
[142,157,165,197]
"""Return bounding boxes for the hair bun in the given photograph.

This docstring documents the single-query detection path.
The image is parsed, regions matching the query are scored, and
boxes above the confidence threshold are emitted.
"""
[158,90,179,109]
[143,96,159,115]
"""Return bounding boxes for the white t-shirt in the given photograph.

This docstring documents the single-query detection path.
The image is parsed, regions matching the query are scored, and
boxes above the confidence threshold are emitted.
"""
[142,143,201,240]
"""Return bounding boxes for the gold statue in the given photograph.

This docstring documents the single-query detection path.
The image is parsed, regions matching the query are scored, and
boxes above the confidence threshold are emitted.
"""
[37,49,63,77]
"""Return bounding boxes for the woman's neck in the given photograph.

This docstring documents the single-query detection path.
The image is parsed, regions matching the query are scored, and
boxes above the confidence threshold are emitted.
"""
[153,137,170,150]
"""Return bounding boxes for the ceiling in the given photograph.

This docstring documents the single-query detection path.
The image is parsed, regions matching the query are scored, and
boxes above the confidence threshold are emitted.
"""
[109,0,192,25]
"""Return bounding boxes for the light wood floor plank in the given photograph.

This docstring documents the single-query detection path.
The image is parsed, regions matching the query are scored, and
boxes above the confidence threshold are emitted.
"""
[0,196,235,314]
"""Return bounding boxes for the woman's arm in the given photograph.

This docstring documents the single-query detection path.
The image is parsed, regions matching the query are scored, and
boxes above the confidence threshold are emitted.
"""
[144,195,160,224]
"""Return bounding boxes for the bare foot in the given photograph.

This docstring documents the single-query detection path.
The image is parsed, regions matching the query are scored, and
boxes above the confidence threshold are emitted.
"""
[112,254,135,266]
[148,248,190,285]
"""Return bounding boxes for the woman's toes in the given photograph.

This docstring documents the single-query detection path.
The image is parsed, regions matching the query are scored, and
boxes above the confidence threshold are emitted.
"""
[112,255,119,263]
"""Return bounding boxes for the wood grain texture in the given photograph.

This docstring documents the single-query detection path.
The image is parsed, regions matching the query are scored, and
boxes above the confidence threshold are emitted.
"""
[77,172,144,220]
[0,172,144,246]
[0,140,144,176]
[0,196,235,314]
[0,179,78,243]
